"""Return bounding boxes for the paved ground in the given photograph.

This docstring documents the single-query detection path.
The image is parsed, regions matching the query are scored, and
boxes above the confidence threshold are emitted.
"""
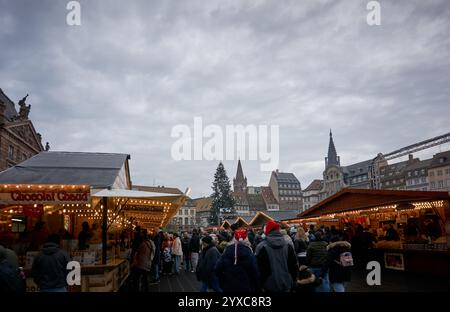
[137,267,450,292]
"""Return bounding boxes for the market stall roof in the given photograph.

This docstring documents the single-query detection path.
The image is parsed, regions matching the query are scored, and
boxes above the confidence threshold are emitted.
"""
[249,210,299,227]
[297,188,450,219]
[0,152,130,189]
[92,189,182,198]
[92,188,188,229]
[221,220,231,229]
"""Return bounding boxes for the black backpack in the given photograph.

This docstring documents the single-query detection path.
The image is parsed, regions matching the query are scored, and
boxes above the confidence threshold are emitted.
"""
[0,259,26,293]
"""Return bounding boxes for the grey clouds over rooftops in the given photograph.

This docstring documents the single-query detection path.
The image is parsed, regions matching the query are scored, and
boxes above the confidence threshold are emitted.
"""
[1,0,449,197]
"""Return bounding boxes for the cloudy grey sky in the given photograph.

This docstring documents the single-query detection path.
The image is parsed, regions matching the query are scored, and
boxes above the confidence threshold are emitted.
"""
[1,0,449,198]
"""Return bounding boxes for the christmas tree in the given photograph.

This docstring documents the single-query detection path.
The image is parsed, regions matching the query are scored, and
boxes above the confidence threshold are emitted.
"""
[210,162,235,226]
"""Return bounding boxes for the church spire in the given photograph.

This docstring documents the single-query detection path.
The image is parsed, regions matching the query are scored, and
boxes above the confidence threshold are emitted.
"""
[326,130,340,168]
[233,159,247,193]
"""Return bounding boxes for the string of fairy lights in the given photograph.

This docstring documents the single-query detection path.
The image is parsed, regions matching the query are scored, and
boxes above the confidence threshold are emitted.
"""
[298,200,446,223]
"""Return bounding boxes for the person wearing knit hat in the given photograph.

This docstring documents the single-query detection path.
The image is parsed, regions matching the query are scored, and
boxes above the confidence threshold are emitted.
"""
[264,220,280,235]
[215,229,260,292]
[196,235,222,292]
[254,220,298,292]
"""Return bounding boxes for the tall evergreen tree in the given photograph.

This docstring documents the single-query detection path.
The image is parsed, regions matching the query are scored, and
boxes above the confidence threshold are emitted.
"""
[210,162,235,226]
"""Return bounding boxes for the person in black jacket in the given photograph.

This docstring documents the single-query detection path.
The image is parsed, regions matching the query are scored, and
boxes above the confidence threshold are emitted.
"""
[215,229,260,292]
[197,236,222,292]
[327,236,352,292]
[151,229,163,283]
[189,229,201,273]
[181,232,191,272]
[255,220,298,292]
[31,234,70,292]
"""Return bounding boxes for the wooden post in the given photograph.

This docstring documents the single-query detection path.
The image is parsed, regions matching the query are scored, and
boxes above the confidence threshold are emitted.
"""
[102,197,108,265]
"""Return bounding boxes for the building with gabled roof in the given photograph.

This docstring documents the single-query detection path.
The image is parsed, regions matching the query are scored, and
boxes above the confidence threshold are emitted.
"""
[269,169,302,211]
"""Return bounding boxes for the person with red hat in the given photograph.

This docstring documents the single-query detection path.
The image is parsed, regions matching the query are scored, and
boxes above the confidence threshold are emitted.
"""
[215,229,260,292]
[255,220,298,292]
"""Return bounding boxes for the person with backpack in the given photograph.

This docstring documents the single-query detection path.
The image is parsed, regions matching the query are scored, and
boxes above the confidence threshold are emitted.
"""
[0,244,25,293]
[31,234,70,292]
[327,236,352,292]
[196,236,222,292]
[306,231,330,292]
[215,229,260,292]
[132,230,155,292]
[255,220,298,292]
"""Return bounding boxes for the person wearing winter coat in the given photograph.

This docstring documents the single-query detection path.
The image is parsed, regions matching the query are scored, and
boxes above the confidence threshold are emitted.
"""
[162,233,173,275]
[215,229,260,292]
[151,229,163,283]
[255,220,298,292]
[217,234,228,254]
[132,230,155,292]
[327,237,352,292]
[0,244,25,293]
[294,228,308,266]
[31,234,70,292]
[172,233,183,275]
[280,229,295,250]
[306,231,330,292]
[189,229,201,273]
[181,232,191,272]
[295,265,316,293]
[196,236,222,292]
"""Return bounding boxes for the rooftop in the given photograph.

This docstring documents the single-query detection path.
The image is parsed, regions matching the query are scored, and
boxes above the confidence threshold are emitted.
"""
[0,151,130,188]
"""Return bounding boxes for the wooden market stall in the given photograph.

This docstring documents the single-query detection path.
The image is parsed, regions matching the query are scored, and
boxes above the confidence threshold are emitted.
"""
[0,152,187,291]
[248,210,299,229]
[286,188,450,277]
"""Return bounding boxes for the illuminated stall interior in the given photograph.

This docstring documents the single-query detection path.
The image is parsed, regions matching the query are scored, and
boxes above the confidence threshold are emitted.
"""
[286,188,450,277]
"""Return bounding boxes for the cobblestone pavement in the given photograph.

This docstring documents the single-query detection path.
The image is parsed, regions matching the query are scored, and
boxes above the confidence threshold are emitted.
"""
[141,266,450,292]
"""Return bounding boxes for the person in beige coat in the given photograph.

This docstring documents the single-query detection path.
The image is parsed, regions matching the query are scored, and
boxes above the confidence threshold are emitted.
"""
[132,230,155,292]
[172,233,183,274]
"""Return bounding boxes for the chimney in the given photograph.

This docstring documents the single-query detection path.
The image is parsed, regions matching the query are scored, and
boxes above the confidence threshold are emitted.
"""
[408,154,413,163]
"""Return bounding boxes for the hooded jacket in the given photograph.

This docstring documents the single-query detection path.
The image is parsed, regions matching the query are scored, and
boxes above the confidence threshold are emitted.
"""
[215,242,260,292]
[0,245,19,270]
[31,242,70,290]
[196,243,221,284]
[327,241,352,283]
[255,231,298,292]
[306,240,328,268]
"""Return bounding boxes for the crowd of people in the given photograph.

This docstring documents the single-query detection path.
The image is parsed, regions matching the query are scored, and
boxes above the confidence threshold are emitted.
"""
[1,218,380,293]
[127,221,362,293]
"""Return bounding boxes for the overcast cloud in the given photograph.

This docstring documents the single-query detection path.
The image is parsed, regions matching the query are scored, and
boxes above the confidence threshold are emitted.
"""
[1,0,449,198]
